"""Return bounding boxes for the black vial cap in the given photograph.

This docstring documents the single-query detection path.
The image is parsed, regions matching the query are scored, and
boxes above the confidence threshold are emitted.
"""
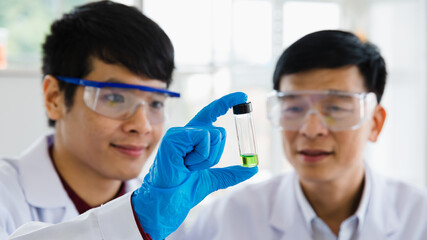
[233,102,252,114]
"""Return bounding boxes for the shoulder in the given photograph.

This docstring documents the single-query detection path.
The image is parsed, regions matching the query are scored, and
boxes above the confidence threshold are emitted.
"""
[210,172,293,217]
[371,170,427,218]
[0,158,29,227]
[368,171,427,237]
[0,157,23,196]
[229,172,291,199]
[373,171,427,205]
[183,173,294,239]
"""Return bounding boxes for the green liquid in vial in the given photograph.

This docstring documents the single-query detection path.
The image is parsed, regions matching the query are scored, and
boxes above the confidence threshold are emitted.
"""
[241,154,258,167]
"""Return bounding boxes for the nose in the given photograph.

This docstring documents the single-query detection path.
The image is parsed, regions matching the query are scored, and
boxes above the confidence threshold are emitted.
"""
[299,111,329,139]
[121,104,153,134]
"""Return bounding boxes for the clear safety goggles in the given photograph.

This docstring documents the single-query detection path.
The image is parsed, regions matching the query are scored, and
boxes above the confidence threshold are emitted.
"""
[267,90,377,131]
[56,76,180,124]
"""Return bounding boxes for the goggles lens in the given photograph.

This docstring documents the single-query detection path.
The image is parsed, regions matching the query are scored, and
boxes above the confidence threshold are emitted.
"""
[56,76,180,123]
[267,90,377,131]
[84,86,167,123]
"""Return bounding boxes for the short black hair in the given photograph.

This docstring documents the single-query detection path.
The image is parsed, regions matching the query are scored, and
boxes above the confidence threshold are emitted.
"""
[273,30,387,102]
[42,1,175,126]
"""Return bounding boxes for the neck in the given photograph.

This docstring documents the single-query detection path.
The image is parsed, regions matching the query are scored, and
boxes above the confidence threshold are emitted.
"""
[300,163,365,235]
[52,142,122,207]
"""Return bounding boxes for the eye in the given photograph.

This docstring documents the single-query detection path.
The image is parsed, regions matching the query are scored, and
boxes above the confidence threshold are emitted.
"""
[149,100,164,110]
[284,106,305,113]
[325,105,344,111]
[103,93,125,104]
[324,104,353,112]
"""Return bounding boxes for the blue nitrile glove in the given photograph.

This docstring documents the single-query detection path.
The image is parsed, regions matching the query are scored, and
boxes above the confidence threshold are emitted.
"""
[131,92,259,240]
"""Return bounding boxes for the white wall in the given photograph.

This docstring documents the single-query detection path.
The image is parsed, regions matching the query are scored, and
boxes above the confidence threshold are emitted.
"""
[365,0,427,187]
[0,72,50,157]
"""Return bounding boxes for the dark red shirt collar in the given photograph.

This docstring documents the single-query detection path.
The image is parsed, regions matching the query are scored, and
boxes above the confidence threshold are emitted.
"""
[48,143,152,239]
[48,145,126,214]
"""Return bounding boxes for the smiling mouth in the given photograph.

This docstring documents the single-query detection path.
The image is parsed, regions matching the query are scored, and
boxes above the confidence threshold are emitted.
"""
[110,143,146,157]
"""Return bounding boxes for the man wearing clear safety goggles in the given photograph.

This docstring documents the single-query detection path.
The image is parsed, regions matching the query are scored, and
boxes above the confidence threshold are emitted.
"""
[267,90,377,131]
[55,76,180,124]
[183,30,427,240]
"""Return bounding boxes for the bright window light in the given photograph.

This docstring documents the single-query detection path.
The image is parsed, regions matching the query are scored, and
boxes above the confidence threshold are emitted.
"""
[144,0,213,66]
[283,1,340,48]
[112,0,135,6]
[233,1,272,64]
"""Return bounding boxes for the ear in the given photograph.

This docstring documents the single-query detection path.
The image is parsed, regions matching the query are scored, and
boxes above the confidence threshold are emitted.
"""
[43,75,65,122]
[368,105,386,142]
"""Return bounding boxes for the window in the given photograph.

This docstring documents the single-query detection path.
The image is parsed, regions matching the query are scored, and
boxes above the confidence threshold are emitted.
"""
[0,0,137,71]
[282,1,340,48]
[0,0,56,70]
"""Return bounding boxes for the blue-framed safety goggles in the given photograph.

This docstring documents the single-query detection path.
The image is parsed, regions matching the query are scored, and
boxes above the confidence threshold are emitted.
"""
[56,76,180,97]
[55,76,180,123]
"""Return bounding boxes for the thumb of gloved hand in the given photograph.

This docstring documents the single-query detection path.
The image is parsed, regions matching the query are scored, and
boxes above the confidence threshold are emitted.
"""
[204,165,259,192]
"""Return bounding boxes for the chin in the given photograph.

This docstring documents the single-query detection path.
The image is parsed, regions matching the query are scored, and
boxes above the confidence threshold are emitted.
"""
[113,165,144,180]
[114,172,140,181]
[297,167,332,183]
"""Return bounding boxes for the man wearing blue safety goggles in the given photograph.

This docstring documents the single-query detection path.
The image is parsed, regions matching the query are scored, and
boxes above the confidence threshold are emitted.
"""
[1,2,256,240]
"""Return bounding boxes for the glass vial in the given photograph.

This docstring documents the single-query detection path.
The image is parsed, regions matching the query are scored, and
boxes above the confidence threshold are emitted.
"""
[233,102,258,167]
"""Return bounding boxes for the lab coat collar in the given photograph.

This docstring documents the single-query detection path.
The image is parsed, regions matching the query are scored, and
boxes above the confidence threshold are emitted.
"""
[18,134,69,208]
[268,164,399,239]
[355,163,372,233]
[293,163,373,236]
[358,163,399,239]
[294,175,316,235]
[268,172,312,239]
[268,172,292,232]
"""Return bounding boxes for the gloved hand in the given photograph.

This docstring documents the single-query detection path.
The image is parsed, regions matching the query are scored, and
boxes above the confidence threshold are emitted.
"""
[131,92,259,240]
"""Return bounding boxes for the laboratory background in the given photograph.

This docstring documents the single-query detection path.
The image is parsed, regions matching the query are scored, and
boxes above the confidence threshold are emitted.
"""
[0,0,426,194]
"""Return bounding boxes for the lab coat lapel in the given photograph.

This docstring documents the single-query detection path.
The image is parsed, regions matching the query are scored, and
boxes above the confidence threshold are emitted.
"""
[268,166,399,240]
[125,176,143,192]
[358,167,399,240]
[269,172,312,240]
[18,134,70,209]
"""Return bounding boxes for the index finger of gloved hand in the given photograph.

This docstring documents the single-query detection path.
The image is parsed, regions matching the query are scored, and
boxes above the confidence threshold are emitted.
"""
[185,127,223,170]
[186,92,247,126]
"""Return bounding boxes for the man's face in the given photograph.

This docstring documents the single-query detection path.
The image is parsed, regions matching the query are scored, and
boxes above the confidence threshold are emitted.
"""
[279,65,383,183]
[53,58,165,180]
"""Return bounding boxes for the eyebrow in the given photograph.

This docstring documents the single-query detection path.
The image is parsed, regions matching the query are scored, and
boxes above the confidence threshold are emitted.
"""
[103,77,125,84]
[282,94,301,99]
[103,77,167,90]
[327,88,347,93]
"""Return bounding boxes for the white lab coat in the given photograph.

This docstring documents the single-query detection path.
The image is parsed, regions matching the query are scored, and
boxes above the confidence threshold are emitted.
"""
[4,135,427,239]
[0,135,144,239]
[175,165,427,240]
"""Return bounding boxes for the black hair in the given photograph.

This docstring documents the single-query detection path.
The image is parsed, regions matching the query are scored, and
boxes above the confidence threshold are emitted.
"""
[273,30,386,102]
[42,1,175,126]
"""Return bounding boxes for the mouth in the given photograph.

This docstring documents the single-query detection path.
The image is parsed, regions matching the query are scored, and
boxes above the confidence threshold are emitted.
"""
[110,143,147,158]
[298,149,333,163]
